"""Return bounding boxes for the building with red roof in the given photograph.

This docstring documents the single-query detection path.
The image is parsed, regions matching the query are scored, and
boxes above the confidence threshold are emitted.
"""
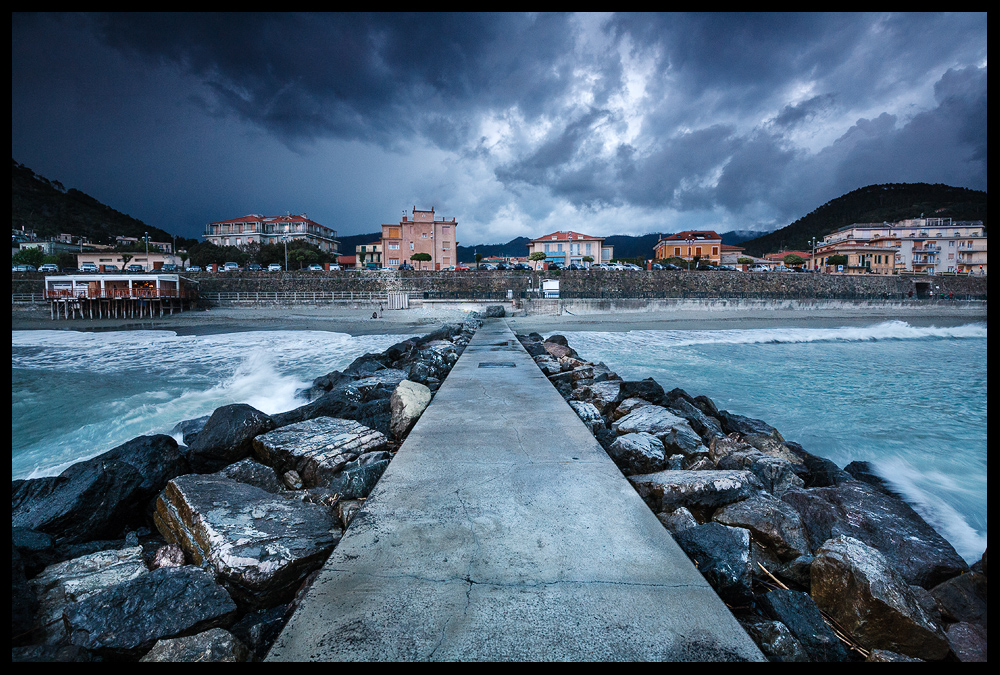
[203,214,339,254]
[526,231,613,267]
[654,230,723,265]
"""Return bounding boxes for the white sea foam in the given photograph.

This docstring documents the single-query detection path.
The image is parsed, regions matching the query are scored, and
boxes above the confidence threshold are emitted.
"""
[12,329,413,479]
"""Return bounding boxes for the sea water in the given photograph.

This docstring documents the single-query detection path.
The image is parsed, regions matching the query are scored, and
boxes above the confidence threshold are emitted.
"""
[12,329,412,481]
[11,320,987,563]
[564,320,987,563]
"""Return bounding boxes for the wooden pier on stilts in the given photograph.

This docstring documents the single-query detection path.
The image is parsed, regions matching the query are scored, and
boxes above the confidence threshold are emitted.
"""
[43,274,199,321]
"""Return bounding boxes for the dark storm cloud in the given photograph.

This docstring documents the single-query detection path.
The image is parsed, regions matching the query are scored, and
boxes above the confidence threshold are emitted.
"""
[90,12,579,148]
[11,12,986,240]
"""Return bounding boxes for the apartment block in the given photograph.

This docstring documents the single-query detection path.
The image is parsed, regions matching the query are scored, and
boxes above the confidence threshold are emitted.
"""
[203,214,339,254]
[381,207,458,270]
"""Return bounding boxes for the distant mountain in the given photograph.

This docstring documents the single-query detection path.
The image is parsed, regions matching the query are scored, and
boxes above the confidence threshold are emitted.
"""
[12,159,180,246]
[738,183,987,258]
[457,237,532,262]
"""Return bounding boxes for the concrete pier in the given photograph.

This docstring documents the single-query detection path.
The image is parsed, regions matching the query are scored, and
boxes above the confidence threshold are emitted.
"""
[266,318,764,661]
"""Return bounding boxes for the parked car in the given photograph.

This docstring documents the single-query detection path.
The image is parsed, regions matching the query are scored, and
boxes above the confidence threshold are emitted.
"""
[126,264,145,273]
[512,263,532,271]
[696,263,718,271]
[747,264,769,272]
[661,263,683,271]
[61,267,81,275]
[187,265,202,272]
[267,263,282,272]
[329,263,341,271]
[307,264,324,271]
[13,264,37,272]
[223,262,240,272]
[246,264,262,272]
[160,263,180,272]
[38,263,61,274]
[80,263,99,273]
[716,265,738,271]
[398,263,414,271]
[102,265,120,273]
[454,264,470,271]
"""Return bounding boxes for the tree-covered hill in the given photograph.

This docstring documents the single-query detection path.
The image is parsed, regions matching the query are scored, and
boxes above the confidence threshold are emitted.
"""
[738,183,987,258]
[12,159,181,246]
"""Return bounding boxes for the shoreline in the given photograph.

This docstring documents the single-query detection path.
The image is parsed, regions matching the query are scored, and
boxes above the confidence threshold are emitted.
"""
[13,299,986,336]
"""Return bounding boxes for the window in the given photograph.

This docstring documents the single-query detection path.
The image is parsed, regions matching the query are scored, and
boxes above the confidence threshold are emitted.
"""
[388,243,399,250]
[388,259,399,265]
[410,243,414,250]
[712,247,719,256]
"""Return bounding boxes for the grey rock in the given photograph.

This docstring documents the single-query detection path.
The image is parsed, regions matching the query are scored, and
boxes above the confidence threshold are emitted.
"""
[717,410,784,441]
[781,481,969,588]
[944,622,987,662]
[714,493,810,562]
[673,522,753,605]
[739,619,810,662]
[151,543,186,569]
[325,454,392,499]
[929,572,987,627]
[64,565,237,659]
[217,457,284,494]
[188,404,275,473]
[12,434,186,544]
[668,397,725,442]
[717,448,805,496]
[12,546,37,642]
[252,417,388,489]
[154,474,339,609]
[170,415,211,446]
[568,400,604,432]
[612,405,705,456]
[484,305,505,317]
[607,433,666,475]
[628,469,762,512]
[811,535,950,661]
[584,381,622,416]
[140,627,255,662]
[609,396,648,422]
[759,588,849,662]
[29,546,148,644]
[390,380,432,441]
[655,506,699,534]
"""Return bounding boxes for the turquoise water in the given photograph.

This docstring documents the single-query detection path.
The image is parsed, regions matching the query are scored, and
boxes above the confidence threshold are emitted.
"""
[11,320,987,563]
[12,329,411,481]
[565,320,987,563]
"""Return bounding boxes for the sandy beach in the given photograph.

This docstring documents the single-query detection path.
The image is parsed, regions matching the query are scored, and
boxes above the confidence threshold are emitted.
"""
[12,299,985,337]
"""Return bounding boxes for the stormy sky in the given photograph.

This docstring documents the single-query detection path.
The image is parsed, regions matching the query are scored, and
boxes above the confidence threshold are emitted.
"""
[12,13,987,245]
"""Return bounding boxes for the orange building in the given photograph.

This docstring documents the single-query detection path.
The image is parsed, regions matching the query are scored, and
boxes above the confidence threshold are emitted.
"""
[381,207,458,270]
[654,231,722,265]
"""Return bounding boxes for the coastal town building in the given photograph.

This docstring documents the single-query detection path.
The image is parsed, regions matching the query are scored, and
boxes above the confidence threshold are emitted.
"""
[654,231,723,265]
[355,242,382,269]
[526,231,613,267]
[813,218,987,275]
[43,273,198,319]
[380,207,458,270]
[76,251,185,272]
[203,214,339,254]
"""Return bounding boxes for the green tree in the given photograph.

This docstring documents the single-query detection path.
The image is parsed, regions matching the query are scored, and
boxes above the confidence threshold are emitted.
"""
[582,255,594,263]
[528,252,546,261]
[12,247,45,268]
[410,252,432,270]
[783,254,806,267]
[826,254,848,267]
[737,257,754,264]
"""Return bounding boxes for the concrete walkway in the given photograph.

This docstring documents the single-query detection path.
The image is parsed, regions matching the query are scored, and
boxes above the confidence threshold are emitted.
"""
[266,318,764,661]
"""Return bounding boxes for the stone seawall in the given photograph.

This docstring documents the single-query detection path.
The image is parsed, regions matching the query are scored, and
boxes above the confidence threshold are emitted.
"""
[12,269,988,303]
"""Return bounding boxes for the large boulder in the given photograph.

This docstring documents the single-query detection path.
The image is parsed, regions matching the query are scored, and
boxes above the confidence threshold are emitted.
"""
[628,469,762,513]
[187,404,275,473]
[612,405,705,456]
[64,565,237,659]
[251,417,387,489]
[607,433,666,475]
[738,618,810,662]
[28,546,148,645]
[389,380,432,441]
[810,536,950,661]
[758,588,850,662]
[716,448,804,497]
[713,493,810,562]
[568,400,604,433]
[781,481,968,588]
[12,434,186,544]
[154,474,339,610]
[324,451,393,499]
[929,571,987,627]
[673,522,753,605]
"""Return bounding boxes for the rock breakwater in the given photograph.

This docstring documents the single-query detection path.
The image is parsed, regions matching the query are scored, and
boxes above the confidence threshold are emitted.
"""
[12,311,487,662]
[516,330,987,662]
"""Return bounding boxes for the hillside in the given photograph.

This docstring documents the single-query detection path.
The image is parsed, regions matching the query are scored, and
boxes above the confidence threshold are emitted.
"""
[12,159,179,246]
[739,183,988,258]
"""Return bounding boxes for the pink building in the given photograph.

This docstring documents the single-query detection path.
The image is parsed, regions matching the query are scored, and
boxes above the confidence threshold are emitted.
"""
[381,207,458,270]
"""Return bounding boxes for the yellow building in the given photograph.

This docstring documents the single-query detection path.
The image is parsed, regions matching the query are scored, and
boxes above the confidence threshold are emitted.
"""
[654,230,722,265]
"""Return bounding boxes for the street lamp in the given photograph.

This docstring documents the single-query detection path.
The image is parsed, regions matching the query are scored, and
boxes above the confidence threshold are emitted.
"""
[686,238,693,270]
[144,231,149,272]
[810,237,818,272]
[283,236,289,272]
